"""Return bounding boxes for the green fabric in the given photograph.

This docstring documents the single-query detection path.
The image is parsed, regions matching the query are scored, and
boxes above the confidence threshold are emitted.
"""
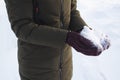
[4,0,87,80]
[4,0,68,48]
[70,0,87,31]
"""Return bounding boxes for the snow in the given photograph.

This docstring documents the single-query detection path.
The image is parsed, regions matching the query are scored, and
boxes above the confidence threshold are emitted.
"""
[0,0,120,80]
[80,26,105,51]
[80,26,111,52]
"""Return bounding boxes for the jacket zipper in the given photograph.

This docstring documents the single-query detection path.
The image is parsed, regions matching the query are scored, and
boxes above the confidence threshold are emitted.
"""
[33,0,64,79]
[59,50,62,80]
[59,48,64,80]
[60,0,64,28]
[59,0,64,80]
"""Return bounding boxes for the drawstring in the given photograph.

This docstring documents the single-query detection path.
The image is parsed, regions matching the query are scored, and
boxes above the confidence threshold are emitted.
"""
[32,0,39,24]
[33,0,39,13]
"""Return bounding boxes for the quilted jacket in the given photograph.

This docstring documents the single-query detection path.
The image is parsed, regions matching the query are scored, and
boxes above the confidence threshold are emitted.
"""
[4,0,87,80]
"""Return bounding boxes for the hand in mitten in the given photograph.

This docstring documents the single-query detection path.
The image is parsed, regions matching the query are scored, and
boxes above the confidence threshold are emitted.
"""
[66,31,103,56]
[80,26,111,52]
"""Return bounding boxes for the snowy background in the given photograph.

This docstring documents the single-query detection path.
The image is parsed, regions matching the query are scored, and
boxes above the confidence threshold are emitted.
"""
[0,0,120,80]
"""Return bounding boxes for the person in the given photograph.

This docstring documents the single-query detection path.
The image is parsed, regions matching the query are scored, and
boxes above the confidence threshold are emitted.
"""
[4,0,110,80]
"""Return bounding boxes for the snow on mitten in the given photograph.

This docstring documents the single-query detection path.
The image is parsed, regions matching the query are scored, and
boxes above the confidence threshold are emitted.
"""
[99,33,111,50]
[80,26,110,53]
[66,31,102,56]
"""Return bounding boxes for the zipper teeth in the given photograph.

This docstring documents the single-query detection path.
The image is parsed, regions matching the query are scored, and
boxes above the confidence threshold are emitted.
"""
[59,49,63,80]
[59,0,63,79]
[60,0,64,27]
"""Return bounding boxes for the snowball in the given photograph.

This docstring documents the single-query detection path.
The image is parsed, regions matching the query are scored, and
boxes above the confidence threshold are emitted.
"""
[80,26,110,51]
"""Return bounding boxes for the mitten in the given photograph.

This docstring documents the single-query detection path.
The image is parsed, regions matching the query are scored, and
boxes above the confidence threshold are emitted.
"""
[66,31,102,56]
[80,26,111,52]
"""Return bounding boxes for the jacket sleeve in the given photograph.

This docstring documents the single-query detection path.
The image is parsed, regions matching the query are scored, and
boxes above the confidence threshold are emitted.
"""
[69,0,87,31]
[4,0,68,48]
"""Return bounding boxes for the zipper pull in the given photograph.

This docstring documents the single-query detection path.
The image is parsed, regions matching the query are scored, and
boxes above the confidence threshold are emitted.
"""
[36,7,39,13]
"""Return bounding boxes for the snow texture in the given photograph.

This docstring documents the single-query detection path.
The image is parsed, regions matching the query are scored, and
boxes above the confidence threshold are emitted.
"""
[80,26,110,52]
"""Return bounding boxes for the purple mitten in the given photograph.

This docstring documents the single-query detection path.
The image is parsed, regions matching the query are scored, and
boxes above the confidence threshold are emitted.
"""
[79,26,111,53]
[66,31,102,56]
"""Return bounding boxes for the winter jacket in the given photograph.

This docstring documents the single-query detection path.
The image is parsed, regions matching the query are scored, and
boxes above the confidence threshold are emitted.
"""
[4,0,87,80]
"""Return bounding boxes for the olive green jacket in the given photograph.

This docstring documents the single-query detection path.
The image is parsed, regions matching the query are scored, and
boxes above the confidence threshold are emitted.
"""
[4,0,87,80]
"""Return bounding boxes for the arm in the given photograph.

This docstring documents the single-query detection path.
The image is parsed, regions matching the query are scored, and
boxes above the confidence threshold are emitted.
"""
[69,0,88,31]
[67,0,110,56]
[4,0,68,48]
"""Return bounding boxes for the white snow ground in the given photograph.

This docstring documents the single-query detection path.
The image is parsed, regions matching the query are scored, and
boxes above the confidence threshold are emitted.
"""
[0,0,120,80]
